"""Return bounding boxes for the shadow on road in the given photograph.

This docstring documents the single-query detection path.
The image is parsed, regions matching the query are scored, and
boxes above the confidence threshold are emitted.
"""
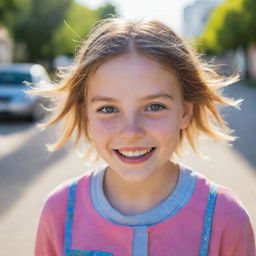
[0,124,69,216]
[0,117,34,135]
[222,82,256,169]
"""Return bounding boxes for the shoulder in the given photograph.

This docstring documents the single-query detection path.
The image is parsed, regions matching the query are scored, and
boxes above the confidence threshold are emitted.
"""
[41,172,92,219]
[35,172,93,255]
[214,185,251,228]
[191,168,252,228]
[182,164,251,224]
[209,184,255,254]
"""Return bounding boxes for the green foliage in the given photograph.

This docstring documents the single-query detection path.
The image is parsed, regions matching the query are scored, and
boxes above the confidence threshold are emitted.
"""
[97,2,118,20]
[52,2,99,56]
[52,2,118,57]
[243,0,256,43]
[1,0,118,62]
[197,0,256,54]
[0,0,18,25]
[8,0,72,61]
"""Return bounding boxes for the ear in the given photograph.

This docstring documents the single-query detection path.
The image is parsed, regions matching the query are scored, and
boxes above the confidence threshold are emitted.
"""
[180,101,193,129]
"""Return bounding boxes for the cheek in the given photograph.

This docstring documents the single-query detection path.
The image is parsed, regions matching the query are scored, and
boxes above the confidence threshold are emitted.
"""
[146,116,181,151]
[146,115,181,135]
[88,117,118,142]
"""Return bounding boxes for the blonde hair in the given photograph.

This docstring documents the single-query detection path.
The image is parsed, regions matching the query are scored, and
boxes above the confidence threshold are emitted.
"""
[31,17,242,161]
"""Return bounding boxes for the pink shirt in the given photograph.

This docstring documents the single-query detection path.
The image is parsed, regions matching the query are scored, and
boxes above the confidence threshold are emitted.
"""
[35,170,256,256]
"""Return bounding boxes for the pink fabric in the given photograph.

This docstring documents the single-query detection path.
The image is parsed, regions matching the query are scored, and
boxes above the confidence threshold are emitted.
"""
[35,172,256,256]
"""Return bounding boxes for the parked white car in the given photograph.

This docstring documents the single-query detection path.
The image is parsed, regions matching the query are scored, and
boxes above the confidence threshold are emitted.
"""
[0,63,51,121]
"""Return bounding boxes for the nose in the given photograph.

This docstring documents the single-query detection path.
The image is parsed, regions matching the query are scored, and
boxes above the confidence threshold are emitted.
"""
[119,114,145,142]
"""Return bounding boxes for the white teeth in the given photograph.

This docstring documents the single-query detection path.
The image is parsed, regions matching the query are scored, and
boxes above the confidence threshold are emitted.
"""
[128,151,135,157]
[118,148,152,157]
[133,151,142,157]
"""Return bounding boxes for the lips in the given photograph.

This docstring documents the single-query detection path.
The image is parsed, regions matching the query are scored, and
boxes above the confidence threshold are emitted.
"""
[114,147,156,164]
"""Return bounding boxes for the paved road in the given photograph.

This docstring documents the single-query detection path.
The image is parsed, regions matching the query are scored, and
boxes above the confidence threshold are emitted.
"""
[0,82,255,255]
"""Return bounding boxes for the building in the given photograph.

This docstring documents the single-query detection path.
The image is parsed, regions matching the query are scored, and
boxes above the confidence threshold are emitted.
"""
[183,0,224,38]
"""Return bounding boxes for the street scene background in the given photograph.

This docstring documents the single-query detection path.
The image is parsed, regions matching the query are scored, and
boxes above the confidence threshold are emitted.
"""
[0,0,256,255]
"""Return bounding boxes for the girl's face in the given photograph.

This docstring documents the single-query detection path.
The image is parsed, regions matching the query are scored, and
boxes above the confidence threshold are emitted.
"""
[86,52,193,182]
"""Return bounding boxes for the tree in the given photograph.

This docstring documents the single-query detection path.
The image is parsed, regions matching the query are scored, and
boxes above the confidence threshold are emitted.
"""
[243,0,256,44]
[0,0,18,25]
[97,2,118,20]
[9,0,72,61]
[196,0,256,78]
[51,2,98,57]
[3,0,118,62]
[52,1,118,57]
[197,0,256,54]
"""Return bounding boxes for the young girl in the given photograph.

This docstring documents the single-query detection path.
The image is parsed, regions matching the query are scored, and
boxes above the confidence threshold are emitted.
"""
[34,18,255,256]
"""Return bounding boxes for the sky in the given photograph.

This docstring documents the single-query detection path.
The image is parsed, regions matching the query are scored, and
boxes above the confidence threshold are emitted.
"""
[78,0,196,34]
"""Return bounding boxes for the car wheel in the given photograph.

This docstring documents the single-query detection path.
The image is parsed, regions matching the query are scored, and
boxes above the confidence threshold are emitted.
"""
[28,104,45,122]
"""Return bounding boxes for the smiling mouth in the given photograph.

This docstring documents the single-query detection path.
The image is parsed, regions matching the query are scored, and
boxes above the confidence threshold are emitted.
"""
[116,148,155,157]
[113,147,156,164]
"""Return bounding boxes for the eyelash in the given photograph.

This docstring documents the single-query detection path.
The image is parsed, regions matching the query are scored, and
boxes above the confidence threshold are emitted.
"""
[96,104,167,114]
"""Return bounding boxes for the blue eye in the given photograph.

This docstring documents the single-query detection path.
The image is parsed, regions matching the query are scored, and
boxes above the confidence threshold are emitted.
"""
[97,106,118,113]
[145,104,166,112]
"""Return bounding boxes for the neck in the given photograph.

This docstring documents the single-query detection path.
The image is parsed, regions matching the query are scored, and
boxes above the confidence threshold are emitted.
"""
[103,161,180,215]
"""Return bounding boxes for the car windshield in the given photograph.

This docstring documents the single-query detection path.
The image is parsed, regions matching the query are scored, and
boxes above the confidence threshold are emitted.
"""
[0,72,32,85]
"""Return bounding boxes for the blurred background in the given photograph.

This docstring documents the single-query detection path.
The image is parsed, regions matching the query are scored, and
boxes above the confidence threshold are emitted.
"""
[0,0,255,254]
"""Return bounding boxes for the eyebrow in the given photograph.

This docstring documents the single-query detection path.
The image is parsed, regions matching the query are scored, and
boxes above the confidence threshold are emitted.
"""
[91,93,174,103]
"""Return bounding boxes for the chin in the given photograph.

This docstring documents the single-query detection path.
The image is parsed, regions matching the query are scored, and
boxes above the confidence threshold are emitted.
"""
[118,169,154,183]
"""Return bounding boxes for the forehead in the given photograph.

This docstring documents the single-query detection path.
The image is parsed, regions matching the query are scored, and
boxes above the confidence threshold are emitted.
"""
[86,53,181,99]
